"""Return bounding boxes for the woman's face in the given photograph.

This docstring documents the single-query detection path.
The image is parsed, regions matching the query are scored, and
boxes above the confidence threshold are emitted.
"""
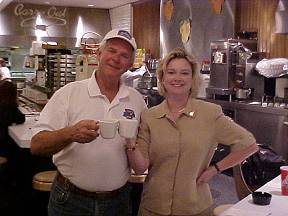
[162,58,193,97]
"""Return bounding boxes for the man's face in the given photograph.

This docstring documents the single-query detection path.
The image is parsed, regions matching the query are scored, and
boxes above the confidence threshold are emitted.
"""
[97,38,134,79]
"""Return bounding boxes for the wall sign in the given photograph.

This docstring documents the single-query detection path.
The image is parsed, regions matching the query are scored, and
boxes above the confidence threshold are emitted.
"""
[14,4,67,28]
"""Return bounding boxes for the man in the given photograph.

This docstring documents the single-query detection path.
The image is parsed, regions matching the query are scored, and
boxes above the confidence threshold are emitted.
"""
[31,29,147,215]
[0,58,11,81]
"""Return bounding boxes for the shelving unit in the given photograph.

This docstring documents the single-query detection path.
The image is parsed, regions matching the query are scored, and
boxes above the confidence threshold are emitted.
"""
[21,44,79,101]
[34,55,46,88]
[20,95,47,106]
[47,53,76,93]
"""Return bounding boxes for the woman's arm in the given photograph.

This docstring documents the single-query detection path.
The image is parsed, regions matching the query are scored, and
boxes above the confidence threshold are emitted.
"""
[197,143,258,184]
[126,139,149,174]
[215,143,258,172]
[196,106,259,184]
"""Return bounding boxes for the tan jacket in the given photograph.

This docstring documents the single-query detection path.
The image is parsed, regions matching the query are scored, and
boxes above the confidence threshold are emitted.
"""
[137,98,256,215]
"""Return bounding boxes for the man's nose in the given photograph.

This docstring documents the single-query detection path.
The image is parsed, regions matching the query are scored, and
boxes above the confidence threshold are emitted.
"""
[111,54,120,63]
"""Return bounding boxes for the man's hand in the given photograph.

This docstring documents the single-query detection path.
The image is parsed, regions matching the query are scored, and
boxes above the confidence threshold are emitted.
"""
[70,120,99,143]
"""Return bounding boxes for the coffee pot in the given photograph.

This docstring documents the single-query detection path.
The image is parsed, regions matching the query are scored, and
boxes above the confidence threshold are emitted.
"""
[235,88,252,99]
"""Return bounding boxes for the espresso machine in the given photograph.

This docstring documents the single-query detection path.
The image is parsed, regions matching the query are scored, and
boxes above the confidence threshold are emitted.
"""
[206,39,263,101]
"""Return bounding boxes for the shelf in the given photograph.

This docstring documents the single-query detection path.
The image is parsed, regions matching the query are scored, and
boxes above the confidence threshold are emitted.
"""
[30,54,45,56]
[42,44,66,49]
[20,95,47,105]
[32,84,52,93]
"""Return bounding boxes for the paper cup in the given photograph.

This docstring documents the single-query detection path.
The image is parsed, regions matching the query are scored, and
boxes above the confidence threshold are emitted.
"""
[99,119,119,139]
[119,119,139,138]
[280,166,288,195]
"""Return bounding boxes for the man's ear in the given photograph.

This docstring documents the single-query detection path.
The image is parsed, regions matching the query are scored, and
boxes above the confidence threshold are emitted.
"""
[95,48,100,55]
[128,63,133,70]
[96,49,101,60]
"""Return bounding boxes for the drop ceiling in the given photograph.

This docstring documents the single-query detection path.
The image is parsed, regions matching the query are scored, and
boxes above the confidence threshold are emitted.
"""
[10,0,140,9]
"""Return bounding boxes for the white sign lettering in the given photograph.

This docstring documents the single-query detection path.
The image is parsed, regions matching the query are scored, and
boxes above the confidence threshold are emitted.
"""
[14,4,67,27]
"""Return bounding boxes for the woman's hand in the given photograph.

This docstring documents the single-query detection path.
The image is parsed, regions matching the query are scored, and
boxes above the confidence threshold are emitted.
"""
[125,138,137,150]
[196,165,218,184]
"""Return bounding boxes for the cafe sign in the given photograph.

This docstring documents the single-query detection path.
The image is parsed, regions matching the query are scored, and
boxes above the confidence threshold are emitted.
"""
[14,3,67,28]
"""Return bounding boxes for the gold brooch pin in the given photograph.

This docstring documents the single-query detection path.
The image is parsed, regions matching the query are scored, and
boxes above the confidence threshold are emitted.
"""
[189,111,195,117]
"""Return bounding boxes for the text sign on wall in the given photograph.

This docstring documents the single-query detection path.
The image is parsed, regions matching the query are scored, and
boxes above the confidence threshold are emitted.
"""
[14,4,67,28]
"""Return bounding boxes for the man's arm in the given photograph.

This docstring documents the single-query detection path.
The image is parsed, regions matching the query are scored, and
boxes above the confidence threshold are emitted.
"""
[30,120,99,156]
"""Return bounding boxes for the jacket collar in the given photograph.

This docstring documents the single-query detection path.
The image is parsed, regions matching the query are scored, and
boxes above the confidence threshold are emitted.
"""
[155,98,197,119]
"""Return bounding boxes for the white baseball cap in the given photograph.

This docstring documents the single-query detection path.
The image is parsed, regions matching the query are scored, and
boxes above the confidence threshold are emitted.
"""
[100,29,137,51]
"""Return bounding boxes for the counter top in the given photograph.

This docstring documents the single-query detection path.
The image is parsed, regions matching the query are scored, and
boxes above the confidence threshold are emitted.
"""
[220,175,288,216]
[202,98,288,116]
[201,97,288,160]
[8,111,38,148]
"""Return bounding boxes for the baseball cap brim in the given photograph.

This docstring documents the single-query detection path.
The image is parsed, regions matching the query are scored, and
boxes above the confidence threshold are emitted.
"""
[100,29,137,51]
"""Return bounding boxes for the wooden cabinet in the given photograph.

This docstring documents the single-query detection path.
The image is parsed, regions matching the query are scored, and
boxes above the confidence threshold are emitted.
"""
[133,0,160,59]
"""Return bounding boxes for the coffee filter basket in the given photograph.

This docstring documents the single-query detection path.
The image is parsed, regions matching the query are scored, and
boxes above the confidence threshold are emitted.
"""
[76,32,102,81]
[80,31,102,55]
[256,58,288,78]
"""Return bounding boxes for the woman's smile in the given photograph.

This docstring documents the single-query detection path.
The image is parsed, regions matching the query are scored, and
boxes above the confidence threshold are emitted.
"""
[163,58,193,95]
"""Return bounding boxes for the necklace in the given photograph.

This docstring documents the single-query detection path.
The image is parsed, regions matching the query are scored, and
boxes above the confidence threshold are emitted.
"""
[169,107,186,113]
[167,99,188,114]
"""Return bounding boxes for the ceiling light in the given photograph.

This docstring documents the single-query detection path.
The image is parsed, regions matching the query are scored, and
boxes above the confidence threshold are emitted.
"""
[88,4,95,7]
[35,15,48,41]
[75,17,84,47]
[35,24,47,31]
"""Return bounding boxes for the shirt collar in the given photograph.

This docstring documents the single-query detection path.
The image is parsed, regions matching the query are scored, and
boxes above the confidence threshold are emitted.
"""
[87,71,101,97]
[155,98,197,119]
[87,70,129,99]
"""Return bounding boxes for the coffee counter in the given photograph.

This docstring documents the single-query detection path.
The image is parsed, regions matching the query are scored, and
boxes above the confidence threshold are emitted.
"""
[202,98,288,160]
[8,115,38,148]
[203,98,288,116]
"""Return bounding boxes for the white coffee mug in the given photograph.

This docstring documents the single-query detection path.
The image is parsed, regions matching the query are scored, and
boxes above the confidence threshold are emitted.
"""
[99,119,119,139]
[119,119,139,138]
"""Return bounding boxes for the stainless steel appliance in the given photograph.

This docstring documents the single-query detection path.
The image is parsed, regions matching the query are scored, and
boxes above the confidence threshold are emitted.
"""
[206,39,261,100]
[206,40,235,97]
[207,39,250,95]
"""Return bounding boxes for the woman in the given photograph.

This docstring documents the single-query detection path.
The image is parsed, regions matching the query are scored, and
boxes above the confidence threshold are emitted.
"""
[126,48,258,216]
[0,80,25,158]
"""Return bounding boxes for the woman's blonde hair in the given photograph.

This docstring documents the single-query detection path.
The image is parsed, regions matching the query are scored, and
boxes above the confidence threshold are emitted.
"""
[157,47,201,98]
